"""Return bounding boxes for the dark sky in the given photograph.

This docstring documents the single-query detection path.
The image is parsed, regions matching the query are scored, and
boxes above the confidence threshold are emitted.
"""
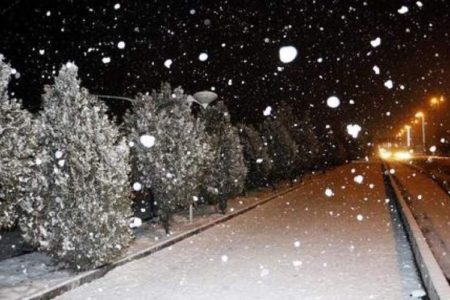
[0,0,448,136]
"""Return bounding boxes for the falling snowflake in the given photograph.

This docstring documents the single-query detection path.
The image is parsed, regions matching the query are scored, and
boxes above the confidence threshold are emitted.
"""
[384,80,393,89]
[372,65,380,75]
[102,57,111,64]
[263,106,272,116]
[221,255,228,263]
[117,41,126,49]
[292,260,302,267]
[326,96,340,108]
[198,53,208,61]
[346,124,362,139]
[140,135,156,148]
[356,214,364,221]
[133,182,142,191]
[370,37,381,48]
[114,3,121,10]
[256,158,264,164]
[279,46,298,63]
[397,6,409,14]
[324,188,334,197]
[354,175,364,184]
[429,145,437,153]
[128,217,142,228]
[260,268,270,277]
[164,59,173,68]
[294,241,301,248]
[55,150,63,159]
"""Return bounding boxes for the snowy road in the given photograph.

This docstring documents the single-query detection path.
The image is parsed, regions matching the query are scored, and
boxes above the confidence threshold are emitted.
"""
[58,163,422,300]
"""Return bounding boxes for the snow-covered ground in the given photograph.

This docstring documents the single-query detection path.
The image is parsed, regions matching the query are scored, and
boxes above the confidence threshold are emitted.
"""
[0,181,292,300]
[57,163,423,300]
[389,161,450,278]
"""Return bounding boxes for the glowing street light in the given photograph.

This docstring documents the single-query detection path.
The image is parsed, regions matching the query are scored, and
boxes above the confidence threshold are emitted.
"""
[415,111,426,151]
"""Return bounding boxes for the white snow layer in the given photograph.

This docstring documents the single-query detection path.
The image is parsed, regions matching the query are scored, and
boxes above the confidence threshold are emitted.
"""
[56,163,423,300]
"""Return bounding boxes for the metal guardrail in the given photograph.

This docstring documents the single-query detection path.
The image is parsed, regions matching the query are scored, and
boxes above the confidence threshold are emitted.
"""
[383,161,450,300]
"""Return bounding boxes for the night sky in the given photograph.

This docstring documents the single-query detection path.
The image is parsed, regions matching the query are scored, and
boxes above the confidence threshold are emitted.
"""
[0,0,448,137]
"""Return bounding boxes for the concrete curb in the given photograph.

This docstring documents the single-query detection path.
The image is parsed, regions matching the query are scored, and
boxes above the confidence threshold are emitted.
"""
[384,162,450,300]
[26,184,301,300]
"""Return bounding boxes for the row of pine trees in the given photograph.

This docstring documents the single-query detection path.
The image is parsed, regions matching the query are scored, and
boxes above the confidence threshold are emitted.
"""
[0,56,350,271]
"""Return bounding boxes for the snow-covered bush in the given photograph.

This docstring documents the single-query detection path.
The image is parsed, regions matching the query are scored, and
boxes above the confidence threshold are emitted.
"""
[200,101,247,213]
[237,124,272,188]
[124,83,213,232]
[0,55,35,228]
[259,118,298,182]
[19,62,132,270]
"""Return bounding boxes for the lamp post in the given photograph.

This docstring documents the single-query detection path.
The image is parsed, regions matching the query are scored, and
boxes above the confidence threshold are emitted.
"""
[415,111,426,152]
[187,90,218,223]
[404,125,411,148]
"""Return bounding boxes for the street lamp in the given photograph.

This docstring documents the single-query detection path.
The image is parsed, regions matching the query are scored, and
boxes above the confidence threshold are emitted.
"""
[404,125,411,148]
[430,97,440,109]
[191,91,218,109]
[415,111,426,152]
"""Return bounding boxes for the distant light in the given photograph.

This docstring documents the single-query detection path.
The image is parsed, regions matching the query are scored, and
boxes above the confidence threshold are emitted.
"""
[327,96,340,108]
[164,59,173,68]
[397,6,409,14]
[394,151,412,160]
[379,148,392,159]
[370,37,381,48]
[117,41,126,49]
[199,52,208,62]
[279,46,298,63]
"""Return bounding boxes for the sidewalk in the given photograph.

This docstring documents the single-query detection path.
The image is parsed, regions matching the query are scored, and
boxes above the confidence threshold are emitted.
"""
[0,180,300,300]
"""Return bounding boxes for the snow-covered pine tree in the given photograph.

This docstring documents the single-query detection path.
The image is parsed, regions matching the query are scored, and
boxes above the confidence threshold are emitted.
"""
[124,83,213,232]
[259,118,298,182]
[0,54,35,228]
[274,103,320,173]
[19,62,132,270]
[237,124,272,188]
[200,101,247,213]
